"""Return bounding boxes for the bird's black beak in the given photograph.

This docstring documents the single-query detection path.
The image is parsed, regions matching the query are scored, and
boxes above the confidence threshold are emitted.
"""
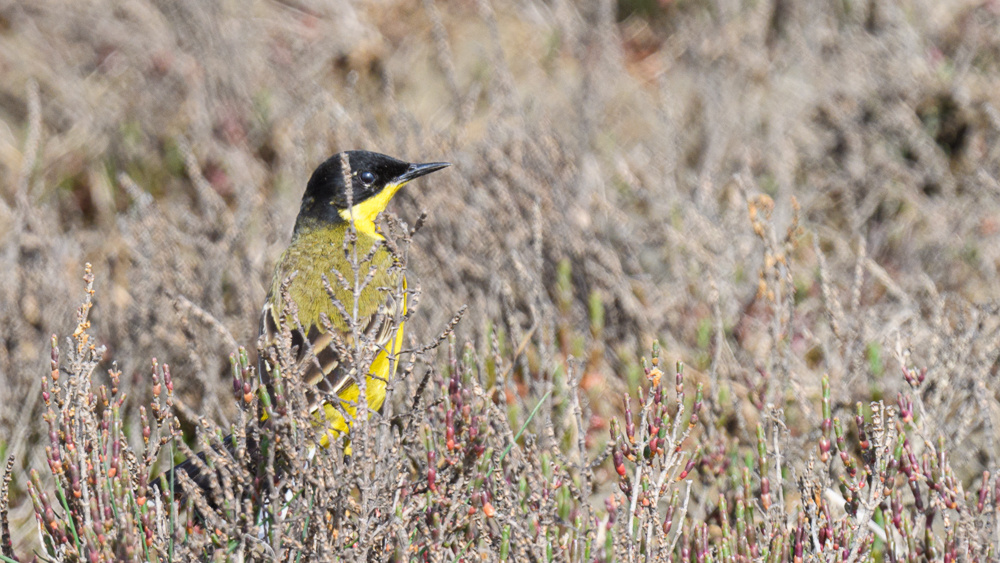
[397,161,451,184]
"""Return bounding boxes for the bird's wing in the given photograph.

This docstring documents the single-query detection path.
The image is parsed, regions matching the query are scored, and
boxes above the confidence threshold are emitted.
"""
[257,284,404,410]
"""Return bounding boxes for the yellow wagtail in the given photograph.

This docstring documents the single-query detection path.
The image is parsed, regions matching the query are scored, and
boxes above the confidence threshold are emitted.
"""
[258,150,450,447]
[163,151,449,493]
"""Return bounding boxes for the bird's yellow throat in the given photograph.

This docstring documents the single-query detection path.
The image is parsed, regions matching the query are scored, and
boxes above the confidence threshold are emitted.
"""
[337,181,407,237]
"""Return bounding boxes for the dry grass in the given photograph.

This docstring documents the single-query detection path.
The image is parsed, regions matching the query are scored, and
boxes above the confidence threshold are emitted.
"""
[1,0,1000,560]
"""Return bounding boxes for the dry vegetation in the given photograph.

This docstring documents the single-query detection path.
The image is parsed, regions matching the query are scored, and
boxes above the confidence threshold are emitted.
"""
[2,0,1000,560]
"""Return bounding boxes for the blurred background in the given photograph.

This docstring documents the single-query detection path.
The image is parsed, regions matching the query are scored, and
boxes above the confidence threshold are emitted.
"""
[2,0,999,552]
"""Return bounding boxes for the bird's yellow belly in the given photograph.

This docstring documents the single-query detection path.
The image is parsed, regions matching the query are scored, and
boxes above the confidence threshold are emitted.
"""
[316,319,405,449]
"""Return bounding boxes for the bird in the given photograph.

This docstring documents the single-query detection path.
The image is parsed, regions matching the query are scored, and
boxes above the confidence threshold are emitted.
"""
[257,150,450,447]
[159,150,450,495]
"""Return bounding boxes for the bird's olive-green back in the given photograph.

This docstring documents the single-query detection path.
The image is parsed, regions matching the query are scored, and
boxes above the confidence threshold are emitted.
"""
[268,221,401,333]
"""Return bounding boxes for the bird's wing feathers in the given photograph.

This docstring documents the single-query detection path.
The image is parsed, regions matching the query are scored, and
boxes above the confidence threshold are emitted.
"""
[257,283,403,412]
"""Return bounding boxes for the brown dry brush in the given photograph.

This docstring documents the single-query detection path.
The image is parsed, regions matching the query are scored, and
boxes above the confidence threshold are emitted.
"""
[4,1,1000,562]
[7,220,1000,561]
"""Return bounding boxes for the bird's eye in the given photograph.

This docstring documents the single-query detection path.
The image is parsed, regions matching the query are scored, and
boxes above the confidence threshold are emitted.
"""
[360,171,376,184]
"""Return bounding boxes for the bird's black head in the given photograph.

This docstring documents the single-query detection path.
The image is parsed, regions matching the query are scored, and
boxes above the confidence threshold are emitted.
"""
[296,150,449,230]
